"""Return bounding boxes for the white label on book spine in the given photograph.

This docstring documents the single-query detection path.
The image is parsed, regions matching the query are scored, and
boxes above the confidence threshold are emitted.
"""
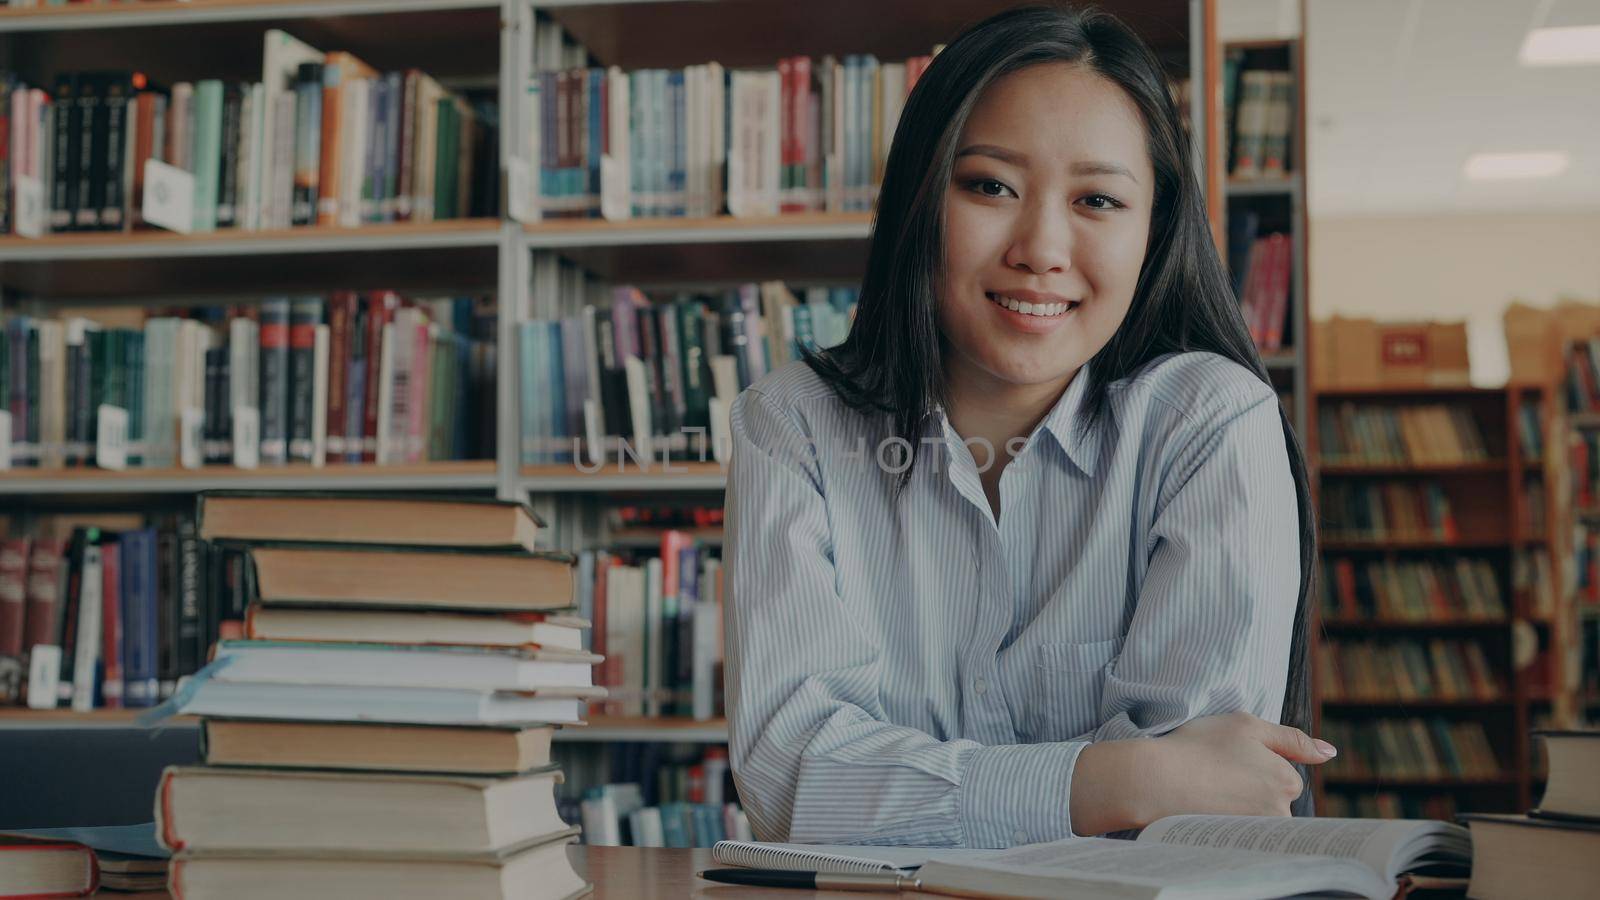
[0,411,11,471]
[179,407,205,470]
[709,396,732,466]
[232,406,260,470]
[15,175,45,239]
[95,405,130,471]
[508,155,536,223]
[600,154,630,222]
[26,646,61,710]
[142,159,196,235]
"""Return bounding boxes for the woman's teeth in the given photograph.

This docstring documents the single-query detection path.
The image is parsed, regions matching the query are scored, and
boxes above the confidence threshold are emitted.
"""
[987,293,1076,317]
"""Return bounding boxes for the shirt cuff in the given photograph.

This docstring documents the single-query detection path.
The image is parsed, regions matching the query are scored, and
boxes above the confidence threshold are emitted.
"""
[958,740,1087,847]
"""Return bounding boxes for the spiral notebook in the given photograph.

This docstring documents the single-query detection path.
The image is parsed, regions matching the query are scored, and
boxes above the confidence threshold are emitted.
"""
[709,840,997,875]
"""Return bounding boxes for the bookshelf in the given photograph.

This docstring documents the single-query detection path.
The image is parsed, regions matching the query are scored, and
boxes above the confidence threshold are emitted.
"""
[1310,383,1575,818]
[1213,37,1310,441]
[0,0,1226,810]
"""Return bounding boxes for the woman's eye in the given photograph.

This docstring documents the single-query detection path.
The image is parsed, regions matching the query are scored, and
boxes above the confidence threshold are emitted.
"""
[967,178,1015,198]
[1079,193,1126,210]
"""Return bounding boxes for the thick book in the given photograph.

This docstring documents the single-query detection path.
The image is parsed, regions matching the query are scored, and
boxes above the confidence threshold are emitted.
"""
[156,766,571,854]
[202,719,556,775]
[198,491,544,551]
[241,542,575,612]
[166,831,587,900]
[209,639,599,691]
[1532,729,1600,822]
[243,603,585,650]
[0,834,98,899]
[1458,813,1597,900]
[905,815,1468,900]
[174,679,594,725]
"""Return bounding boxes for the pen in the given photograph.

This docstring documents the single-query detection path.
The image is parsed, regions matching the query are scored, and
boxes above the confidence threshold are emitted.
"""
[697,868,919,892]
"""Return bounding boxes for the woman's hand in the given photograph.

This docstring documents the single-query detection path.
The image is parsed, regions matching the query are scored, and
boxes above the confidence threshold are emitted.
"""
[1070,712,1337,835]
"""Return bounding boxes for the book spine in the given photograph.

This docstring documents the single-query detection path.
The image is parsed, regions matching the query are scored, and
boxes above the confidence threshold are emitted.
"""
[257,298,291,465]
[360,291,396,462]
[316,60,345,227]
[155,527,177,696]
[291,63,322,227]
[100,72,133,231]
[287,297,322,463]
[49,73,76,232]
[395,70,418,221]
[175,516,203,678]
[325,291,355,461]
[23,538,65,656]
[121,530,159,708]
[74,72,102,230]
[99,541,123,709]
[190,80,223,233]
[0,539,29,660]
[381,71,402,221]
[345,303,367,463]
[215,83,243,229]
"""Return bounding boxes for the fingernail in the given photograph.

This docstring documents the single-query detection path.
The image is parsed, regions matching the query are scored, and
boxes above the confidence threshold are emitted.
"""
[1314,739,1337,758]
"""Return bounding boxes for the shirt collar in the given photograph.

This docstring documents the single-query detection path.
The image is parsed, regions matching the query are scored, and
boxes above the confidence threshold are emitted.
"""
[929,364,1101,478]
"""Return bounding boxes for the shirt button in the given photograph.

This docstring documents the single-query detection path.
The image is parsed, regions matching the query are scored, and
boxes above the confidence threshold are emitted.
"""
[974,678,988,695]
[1013,830,1029,845]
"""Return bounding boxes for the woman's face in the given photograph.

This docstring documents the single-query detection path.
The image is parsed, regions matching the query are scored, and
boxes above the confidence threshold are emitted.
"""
[938,62,1156,396]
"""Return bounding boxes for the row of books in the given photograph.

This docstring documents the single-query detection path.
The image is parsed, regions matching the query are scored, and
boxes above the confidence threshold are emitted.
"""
[553,742,734,811]
[1512,548,1557,619]
[1319,791,1459,822]
[577,533,725,721]
[1516,398,1543,460]
[1318,638,1505,702]
[1574,520,1600,606]
[0,293,496,470]
[157,492,596,899]
[1233,231,1293,353]
[1321,481,1459,542]
[1317,402,1494,466]
[1222,55,1295,180]
[574,786,750,848]
[1319,557,1507,621]
[1564,338,1600,415]
[0,515,209,708]
[1320,717,1503,780]
[521,17,936,219]
[519,277,856,464]
[1517,473,1546,538]
[0,30,494,236]
[1567,428,1599,509]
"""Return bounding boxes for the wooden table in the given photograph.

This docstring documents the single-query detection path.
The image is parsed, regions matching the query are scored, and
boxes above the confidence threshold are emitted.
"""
[101,846,870,898]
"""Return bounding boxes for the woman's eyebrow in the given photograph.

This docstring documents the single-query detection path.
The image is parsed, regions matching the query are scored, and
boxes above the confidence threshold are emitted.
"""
[955,145,1138,184]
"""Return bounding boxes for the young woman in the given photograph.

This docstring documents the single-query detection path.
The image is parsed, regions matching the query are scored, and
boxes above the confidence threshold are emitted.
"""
[724,4,1330,848]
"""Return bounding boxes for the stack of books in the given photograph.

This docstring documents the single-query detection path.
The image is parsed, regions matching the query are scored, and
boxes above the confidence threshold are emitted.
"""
[154,492,601,900]
[1461,729,1599,899]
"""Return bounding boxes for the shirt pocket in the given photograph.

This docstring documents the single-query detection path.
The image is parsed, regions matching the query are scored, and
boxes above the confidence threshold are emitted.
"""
[1022,638,1121,742]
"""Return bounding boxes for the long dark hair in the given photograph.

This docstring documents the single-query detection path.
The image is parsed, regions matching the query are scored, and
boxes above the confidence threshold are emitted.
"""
[803,3,1318,810]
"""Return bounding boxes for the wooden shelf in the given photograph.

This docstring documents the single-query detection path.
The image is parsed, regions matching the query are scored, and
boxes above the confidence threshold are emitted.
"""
[1316,385,1496,399]
[1225,177,1299,198]
[0,0,497,31]
[1320,698,1513,709]
[1321,618,1510,631]
[608,527,725,548]
[0,221,501,297]
[1321,538,1511,552]
[0,461,498,495]
[1318,460,1507,476]
[521,462,727,493]
[558,716,728,743]
[0,707,197,727]
[526,214,872,285]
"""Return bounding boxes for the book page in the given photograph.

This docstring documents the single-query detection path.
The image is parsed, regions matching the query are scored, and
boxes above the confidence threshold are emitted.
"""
[915,838,1387,900]
[1137,815,1441,883]
[711,841,997,875]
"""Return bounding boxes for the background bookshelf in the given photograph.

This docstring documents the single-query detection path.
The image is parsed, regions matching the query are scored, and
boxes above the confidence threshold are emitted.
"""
[1310,383,1578,820]
[0,0,1263,843]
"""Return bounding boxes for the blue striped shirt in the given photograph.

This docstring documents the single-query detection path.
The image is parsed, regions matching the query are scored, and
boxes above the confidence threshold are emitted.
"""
[722,351,1300,848]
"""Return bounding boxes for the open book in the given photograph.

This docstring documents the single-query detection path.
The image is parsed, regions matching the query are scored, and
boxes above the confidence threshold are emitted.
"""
[914,815,1470,900]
